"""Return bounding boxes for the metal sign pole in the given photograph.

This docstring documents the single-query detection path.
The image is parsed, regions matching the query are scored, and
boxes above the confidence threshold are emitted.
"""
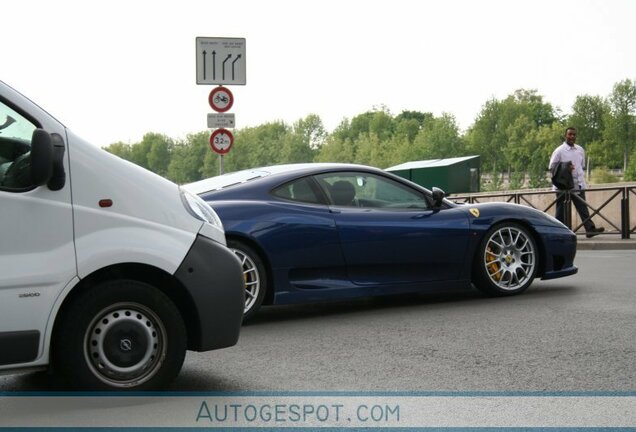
[219,154,224,175]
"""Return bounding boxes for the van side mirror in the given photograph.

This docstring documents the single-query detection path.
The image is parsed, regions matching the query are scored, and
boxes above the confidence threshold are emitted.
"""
[30,129,53,186]
[47,133,66,191]
[431,187,445,208]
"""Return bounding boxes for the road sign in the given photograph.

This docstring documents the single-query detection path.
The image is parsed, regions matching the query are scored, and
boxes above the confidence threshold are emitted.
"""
[207,113,236,129]
[209,129,234,154]
[196,37,246,85]
[209,86,234,112]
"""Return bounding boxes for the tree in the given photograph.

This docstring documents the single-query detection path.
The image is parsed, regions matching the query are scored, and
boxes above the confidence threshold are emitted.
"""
[567,95,609,145]
[144,133,174,177]
[527,123,563,189]
[104,142,133,160]
[315,134,357,163]
[466,89,557,184]
[292,114,327,149]
[167,132,209,184]
[394,110,433,143]
[606,79,636,171]
[104,133,173,177]
[625,147,636,181]
[407,113,464,161]
[355,133,385,167]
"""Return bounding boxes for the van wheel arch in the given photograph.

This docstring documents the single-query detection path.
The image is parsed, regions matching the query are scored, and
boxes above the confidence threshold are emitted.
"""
[52,264,201,352]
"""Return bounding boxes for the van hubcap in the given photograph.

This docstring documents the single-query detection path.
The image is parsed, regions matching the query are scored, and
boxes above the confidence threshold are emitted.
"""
[84,303,166,387]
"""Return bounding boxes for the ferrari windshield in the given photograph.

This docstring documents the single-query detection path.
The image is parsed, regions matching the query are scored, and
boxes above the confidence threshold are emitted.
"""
[184,169,271,194]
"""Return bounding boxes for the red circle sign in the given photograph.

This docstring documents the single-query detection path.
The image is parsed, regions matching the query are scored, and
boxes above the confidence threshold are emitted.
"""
[209,86,234,113]
[209,128,234,154]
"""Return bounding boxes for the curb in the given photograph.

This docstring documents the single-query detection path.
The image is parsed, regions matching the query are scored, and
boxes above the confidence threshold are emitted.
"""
[576,238,636,250]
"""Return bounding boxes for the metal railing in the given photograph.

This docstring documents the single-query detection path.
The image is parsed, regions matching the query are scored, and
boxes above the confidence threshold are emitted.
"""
[451,186,635,239]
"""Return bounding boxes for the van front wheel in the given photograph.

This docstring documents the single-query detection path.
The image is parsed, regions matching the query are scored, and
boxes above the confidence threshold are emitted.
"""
[53,280,186,390]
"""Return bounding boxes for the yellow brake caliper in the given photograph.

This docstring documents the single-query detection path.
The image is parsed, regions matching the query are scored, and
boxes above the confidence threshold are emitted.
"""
[486,246,502,281]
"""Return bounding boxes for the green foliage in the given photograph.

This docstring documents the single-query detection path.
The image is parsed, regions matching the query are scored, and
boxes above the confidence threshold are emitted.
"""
[104,133,173,176]
[394,110,433,143]
[625,148,636,181]
[166,132,208,184]
[509,172,525,190]
[105,142,133,160]
[481,171,503,192]
[408,113,464,161]
[567,95,609,145]
[102,78,636,192]
[315,135,357,163]
[466,89,557,176]
[526,123,562,189]
[604,79,636,171]
[589,167,620,185]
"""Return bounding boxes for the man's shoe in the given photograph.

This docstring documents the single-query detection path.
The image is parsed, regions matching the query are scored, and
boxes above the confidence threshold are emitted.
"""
[586,227,605,238]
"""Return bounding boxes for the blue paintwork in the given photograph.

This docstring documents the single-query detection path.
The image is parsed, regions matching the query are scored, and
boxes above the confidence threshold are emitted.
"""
[194,163,577,306]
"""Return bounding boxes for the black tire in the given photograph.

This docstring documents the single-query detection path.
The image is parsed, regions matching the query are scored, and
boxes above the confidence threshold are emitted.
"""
[52,280,186,390]
[227,240,267,321]
[472,222,538,296]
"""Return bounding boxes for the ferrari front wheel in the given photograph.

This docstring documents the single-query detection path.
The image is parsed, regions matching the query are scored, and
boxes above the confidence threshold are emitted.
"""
[473,223,538,296]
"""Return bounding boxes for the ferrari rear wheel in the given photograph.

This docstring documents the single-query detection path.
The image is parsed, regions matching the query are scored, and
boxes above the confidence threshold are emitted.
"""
[228,240,267,321]
[473,222,538,296]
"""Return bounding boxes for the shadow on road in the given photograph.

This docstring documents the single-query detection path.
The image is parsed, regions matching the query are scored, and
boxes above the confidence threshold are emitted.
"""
[243,281,579,326]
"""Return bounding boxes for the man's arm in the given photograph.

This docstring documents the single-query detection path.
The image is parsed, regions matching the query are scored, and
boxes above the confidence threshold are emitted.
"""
[580,147,586,170]
[548,148,560,169]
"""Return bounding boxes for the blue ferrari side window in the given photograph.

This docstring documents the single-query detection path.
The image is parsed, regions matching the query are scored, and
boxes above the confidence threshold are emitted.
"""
[317,172,430,210]
[272,177,322,204]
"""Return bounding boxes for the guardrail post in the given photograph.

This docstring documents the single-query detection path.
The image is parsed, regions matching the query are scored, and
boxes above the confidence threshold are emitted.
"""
[621,187,630,239]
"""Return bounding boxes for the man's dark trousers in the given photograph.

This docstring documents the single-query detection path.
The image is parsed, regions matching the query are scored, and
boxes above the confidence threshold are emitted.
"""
[555,186,595,231]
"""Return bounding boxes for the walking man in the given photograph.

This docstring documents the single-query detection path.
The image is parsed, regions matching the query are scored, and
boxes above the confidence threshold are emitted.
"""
[549,127,604,238]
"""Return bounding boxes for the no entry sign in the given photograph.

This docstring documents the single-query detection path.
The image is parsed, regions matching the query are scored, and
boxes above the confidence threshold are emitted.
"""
[209,86,234,112]
[209,128,234,154]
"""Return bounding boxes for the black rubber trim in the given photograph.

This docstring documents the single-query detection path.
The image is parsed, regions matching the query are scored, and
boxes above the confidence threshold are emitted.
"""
[0,330,40,365]
[175,235,244,351]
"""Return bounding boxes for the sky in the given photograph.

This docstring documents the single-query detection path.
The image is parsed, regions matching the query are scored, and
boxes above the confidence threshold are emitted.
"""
[3,0,635,148]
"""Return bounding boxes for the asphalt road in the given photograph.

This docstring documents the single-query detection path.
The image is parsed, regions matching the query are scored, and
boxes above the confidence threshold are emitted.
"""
[2,250,634,392]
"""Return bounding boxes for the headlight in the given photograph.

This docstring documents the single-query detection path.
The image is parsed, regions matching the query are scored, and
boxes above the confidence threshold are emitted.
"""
[180,189,223,229]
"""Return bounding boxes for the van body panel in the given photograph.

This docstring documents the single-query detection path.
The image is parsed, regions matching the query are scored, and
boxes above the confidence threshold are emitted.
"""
[67,130,200,277]
[0,81,243,385]
[0,83,75,359]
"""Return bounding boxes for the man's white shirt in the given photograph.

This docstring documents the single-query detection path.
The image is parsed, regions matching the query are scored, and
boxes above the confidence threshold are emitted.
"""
[549,142,587,189]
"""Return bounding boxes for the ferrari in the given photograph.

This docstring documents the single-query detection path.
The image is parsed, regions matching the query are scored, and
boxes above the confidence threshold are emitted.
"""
[185,163,577,319]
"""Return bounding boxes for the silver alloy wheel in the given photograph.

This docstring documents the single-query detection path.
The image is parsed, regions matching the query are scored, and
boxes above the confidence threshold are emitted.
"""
[232,248,261,313]
[84,302,167,388]
[483,226,536,290]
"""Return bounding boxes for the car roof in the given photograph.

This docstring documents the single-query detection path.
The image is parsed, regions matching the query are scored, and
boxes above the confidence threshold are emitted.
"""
[183,163,375,195]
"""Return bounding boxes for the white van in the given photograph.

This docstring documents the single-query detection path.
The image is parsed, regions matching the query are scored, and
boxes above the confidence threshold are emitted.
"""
[0,81,245,390]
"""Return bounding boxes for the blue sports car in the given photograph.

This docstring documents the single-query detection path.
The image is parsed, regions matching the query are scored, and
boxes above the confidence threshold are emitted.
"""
[185,163,577,319]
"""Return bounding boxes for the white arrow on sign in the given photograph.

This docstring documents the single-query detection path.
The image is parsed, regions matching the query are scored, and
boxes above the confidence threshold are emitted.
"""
[207,113,236,129]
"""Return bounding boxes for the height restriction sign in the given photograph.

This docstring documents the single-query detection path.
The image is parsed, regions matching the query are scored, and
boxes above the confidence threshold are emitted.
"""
[209,129,234,154]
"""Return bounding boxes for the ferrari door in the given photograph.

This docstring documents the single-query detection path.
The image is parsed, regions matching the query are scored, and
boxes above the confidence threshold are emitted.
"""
[315,172,470,285]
